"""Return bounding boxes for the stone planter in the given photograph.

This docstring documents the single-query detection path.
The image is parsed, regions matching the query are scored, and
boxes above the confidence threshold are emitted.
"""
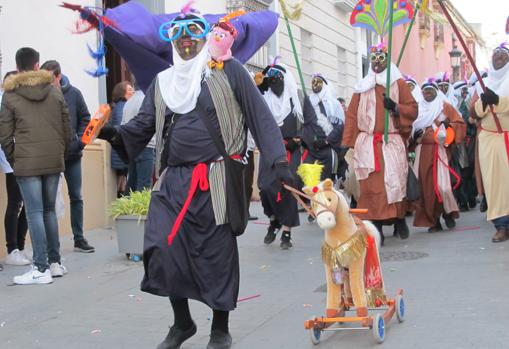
[114,215,146,256]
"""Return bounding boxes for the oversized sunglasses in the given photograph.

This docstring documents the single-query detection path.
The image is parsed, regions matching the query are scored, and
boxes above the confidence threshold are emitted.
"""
[267,68,284,79]
[370,52,387,63]
[159,18,210,42]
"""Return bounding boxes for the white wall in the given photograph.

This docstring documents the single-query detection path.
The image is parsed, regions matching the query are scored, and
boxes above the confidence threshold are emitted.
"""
[0,0,101,112]
[164,0,227,14]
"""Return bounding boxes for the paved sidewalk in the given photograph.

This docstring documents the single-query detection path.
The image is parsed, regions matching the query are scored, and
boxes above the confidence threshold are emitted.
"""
[0,202,508,349]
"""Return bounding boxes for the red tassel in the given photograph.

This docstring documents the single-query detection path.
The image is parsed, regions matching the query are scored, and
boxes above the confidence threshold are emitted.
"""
[276,192,282,203]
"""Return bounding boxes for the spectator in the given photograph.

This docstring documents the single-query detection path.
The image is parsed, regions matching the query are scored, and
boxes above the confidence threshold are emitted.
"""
[108,81,134,197]
[121,85,154,192]
[1,71,30,266]
[41,60,95,253]
[0,47,71,285]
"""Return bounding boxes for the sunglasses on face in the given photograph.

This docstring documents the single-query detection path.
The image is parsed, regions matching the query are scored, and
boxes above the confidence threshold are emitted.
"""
[267,68,284,79]
[370,52,387,63]
[159,18,210,42]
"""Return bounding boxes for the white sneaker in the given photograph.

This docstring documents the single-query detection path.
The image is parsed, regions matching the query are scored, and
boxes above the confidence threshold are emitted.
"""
[20,249,33,262]
[49,263,68,277]
[5,249,31,266]
[13,266,53,285]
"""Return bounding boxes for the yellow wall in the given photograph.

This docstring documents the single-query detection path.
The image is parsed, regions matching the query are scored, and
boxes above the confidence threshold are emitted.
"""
[0,141,117,258]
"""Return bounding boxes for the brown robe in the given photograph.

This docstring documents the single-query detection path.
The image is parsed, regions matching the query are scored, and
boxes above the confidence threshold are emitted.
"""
[413,103,466,227]
[343,79,418,221]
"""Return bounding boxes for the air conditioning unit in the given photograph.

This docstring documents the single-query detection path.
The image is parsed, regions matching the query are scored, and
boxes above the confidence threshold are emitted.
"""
[334,0,356,12]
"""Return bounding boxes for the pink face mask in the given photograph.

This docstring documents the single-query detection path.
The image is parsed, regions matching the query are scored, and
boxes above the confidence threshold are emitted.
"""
[209,26,235,62]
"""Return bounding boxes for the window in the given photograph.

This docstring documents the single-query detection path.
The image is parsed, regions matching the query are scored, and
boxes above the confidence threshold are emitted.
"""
[300,29,313,79]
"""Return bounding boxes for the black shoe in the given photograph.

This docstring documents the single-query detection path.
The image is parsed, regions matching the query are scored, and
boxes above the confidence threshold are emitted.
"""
[264,220,281,244]
[207,330,232,349]
[248,215,258,221]
[444,214,456,229]
[74,239,95,253]
[395,219,409,239]
[428,222,443,233]
[157,322,197,349]
[468,198,477,209]
[459,205,469,212]
[480,196,488,213]
[280,231,293,250]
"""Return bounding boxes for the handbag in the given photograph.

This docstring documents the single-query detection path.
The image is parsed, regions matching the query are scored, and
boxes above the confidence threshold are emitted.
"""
[198,108,248,237]
[406,165,420,202]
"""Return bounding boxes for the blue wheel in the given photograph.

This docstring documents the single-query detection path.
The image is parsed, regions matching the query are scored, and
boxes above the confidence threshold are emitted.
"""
[308,317,321,345]
[372,313,385,344]
[396,295,405,323]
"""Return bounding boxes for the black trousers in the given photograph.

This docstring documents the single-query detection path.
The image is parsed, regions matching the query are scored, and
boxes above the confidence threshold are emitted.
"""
[4,173,28,253]
[244,150,255,210]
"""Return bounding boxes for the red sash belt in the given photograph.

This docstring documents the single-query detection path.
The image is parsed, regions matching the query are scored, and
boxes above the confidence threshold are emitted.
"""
[432,144,461,203]
[167,163,209,245]
[480,127,509,164]
[301,149,309,162]
[373,132,398,172]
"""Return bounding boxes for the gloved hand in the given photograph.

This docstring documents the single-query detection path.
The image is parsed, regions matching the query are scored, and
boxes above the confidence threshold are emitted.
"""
[480,88,499,111]
[285,138,299,153]
[436,128,447,146]
[441,119,450,129]
[313,139,328,150]
[274,160,295,192]
[97,125,118,143]
[383,94,397,113]
[413,128,424,140]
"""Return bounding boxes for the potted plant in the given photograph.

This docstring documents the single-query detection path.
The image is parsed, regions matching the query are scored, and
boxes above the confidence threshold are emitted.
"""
[110,190,151,259]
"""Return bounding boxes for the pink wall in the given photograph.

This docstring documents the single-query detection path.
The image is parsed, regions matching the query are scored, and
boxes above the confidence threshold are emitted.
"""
[391,22,457,84]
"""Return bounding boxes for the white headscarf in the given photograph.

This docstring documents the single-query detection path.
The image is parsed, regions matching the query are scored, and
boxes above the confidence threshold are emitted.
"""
[468,70,487,97]
[263,65,303,126]
[484,59,509,96]
[434,72,458,110]
[412,86,448,136]
[309,79,345,124]
[157,41,211,114]
[354,63,403,93]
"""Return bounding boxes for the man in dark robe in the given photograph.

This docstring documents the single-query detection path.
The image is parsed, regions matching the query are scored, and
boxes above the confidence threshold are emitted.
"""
[342,44,418,244]
[256,62,301,249]
[304,73,345,182]
[98,12,292,349]
[410,79,466,231]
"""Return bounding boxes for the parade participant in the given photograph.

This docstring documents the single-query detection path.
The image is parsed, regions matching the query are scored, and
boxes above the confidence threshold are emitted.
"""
[98,8,292,349]
[435,71,458,109]
[304,73,345,180]
[342,43,418,243]
[404,75,422,102]
[472,43,509,243]
[452,80,477,211]
[411,79,466,231]
[257,60,301,249]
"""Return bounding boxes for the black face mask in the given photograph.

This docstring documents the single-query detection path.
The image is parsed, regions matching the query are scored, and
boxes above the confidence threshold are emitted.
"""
[270,78,285,97]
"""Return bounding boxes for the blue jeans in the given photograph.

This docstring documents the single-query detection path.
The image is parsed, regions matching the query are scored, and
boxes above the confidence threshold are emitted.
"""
[17,174,60,271]
[64,158,84,242]
[492,216,509,229]
[127,147,154,192]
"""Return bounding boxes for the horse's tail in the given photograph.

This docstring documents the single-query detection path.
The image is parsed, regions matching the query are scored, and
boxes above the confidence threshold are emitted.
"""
[363,220,381,250]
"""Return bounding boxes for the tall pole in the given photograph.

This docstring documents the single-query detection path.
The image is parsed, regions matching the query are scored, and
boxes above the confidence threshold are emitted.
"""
[436,0,502,133]
[384,0,395,143]
[396,1,420,66]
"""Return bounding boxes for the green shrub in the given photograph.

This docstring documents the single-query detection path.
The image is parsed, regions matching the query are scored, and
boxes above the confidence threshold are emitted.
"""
[110,190,151,219]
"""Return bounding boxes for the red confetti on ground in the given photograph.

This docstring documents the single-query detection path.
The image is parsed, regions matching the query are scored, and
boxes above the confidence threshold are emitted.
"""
[253,221,270,226]
[452,226,481,232]
[237,294,261,303]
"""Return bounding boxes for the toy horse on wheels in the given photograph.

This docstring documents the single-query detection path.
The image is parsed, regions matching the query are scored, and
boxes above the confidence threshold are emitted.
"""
[296,164,405,344]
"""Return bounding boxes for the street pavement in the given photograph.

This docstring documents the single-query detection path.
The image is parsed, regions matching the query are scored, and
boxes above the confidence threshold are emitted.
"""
[0,202,508,349]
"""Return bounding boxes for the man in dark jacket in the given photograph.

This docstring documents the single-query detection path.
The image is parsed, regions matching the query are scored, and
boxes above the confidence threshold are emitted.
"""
[0,47,71,284]
[41,60,94,253]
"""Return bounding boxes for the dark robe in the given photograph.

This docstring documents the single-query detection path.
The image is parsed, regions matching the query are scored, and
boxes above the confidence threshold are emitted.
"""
[342,80,418,221]
[115,59,286,311]
[413,103,466,227]
[302,98,340,181]
[260,108,300,228]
